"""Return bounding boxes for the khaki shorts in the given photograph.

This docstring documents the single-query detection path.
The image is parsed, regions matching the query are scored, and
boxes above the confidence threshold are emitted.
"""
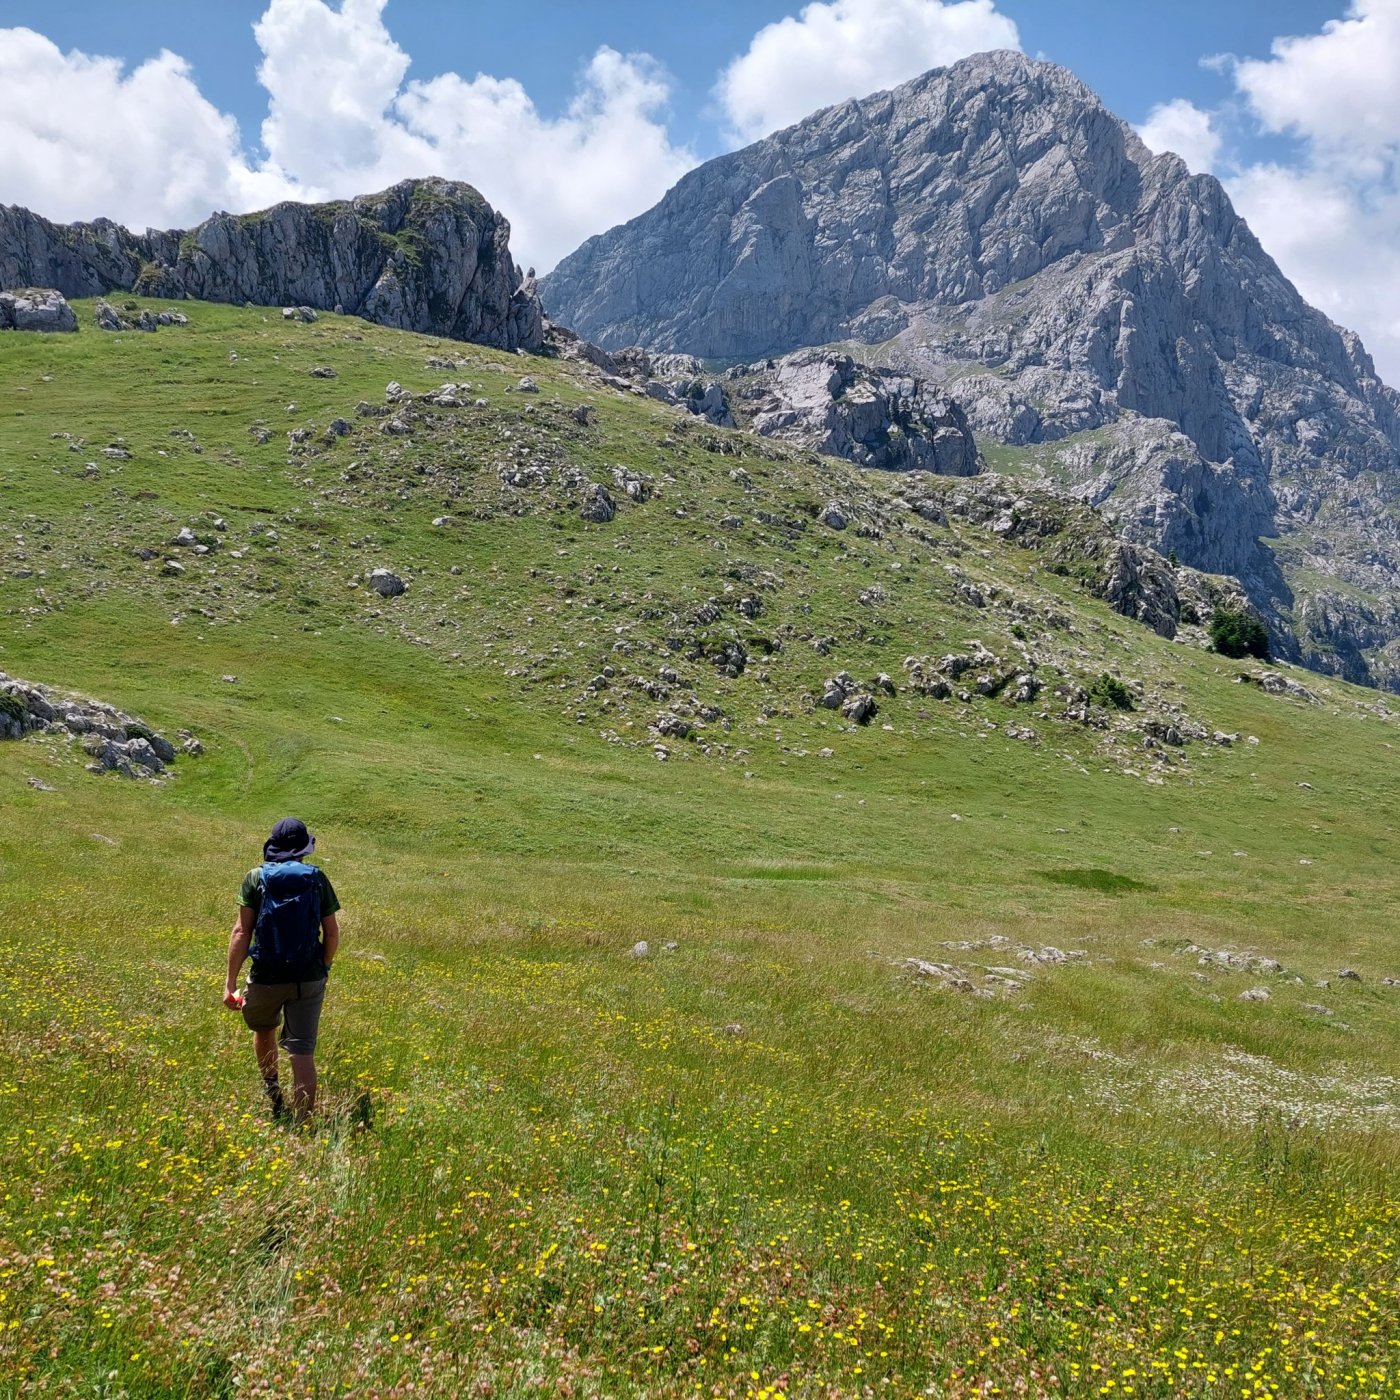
[241,977,327,1055]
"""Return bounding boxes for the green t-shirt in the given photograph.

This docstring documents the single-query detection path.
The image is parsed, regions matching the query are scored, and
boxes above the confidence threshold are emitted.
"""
[238,863,340,982]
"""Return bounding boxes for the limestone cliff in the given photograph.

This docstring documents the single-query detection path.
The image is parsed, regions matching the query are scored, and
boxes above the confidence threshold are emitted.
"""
[0,179,544,353]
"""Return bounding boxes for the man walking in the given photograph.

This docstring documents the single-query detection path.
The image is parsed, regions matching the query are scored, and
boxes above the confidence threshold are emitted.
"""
[224,817,341,1122]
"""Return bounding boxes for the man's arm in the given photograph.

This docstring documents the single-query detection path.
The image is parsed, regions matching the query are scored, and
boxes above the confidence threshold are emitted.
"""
[321,912,340,972]
[225,907,254,1007]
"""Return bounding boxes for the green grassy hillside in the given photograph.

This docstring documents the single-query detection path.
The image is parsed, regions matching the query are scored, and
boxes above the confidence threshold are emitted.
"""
[1,301,1397,1398]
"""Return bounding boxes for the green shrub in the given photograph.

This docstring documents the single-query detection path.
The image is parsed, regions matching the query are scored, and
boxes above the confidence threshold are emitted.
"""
[1209,607,1270,660]
[1087,673,1134,711]
[0,692,26,724]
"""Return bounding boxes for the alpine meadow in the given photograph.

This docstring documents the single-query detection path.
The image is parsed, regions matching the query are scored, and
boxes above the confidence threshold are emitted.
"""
[1,29,1400,1400]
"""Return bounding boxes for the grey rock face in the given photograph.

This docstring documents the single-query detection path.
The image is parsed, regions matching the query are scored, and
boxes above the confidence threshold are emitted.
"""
[0,179,544,352]
[1102,541,1180,640]
[543,50,1400,689]
[0,287,76,332]
[729,350,979,474]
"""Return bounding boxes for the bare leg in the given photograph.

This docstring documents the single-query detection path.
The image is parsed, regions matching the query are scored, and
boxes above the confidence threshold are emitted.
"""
[289,1053,317,1122]
[254,1028,279,1079]
[254,1029,285,1116]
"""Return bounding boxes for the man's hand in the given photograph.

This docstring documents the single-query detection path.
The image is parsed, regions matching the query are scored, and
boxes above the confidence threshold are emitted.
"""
[226,912,253,1010]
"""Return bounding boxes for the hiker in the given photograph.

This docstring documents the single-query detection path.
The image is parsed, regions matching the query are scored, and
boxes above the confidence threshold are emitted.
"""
[223,817,340,1121]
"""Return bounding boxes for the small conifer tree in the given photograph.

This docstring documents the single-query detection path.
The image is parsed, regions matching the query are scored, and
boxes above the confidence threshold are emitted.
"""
[1209,607,1270,660]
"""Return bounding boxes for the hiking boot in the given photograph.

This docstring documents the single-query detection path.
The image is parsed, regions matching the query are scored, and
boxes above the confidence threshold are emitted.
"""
[263,1078,289,1122]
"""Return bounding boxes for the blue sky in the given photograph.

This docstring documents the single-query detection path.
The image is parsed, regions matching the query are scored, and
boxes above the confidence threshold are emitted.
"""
[2,0,1399,380]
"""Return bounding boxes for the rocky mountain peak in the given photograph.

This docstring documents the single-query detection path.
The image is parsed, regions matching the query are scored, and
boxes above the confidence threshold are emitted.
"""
[541,51,1400,691]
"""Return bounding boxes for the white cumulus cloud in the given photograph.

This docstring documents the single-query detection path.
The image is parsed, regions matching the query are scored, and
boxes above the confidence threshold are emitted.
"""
[392,48,694,272]
[1221,0,1400,384]
[249,0,695,271]
[0,27,286,229]
[717,0,1020,146]
[1135,98,1222,174]
[1232,0,1400,159]
[253,0,418,185]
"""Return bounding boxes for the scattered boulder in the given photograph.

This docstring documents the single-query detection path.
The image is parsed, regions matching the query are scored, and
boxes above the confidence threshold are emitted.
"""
[819,673,854,709]
[903,656,952,700]
[610,466,652,502]
[283,306,318,322]
[818,672,881,724]
[901,959,988,997]
[652,712,692,740]
[842,692,879,725]
[1006,672,1042,704]
[580,483,616,524]
[90,299,187,333]
[1018,946,1087,966]
[1240,670,1320,704]
[368,569,407,598]
[0,288,77,333]
[94,300,126,332]
[1193,947,1284,976]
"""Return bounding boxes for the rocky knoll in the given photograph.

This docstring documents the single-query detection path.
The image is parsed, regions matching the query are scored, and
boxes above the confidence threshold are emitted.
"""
[548,332,979,475]
[727,351,979,475]
[0,179,544,352]
[543,52,1400,689]
[1,672,199,778]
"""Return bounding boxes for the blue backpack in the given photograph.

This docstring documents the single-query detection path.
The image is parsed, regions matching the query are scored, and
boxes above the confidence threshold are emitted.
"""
[251,861,324,974]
